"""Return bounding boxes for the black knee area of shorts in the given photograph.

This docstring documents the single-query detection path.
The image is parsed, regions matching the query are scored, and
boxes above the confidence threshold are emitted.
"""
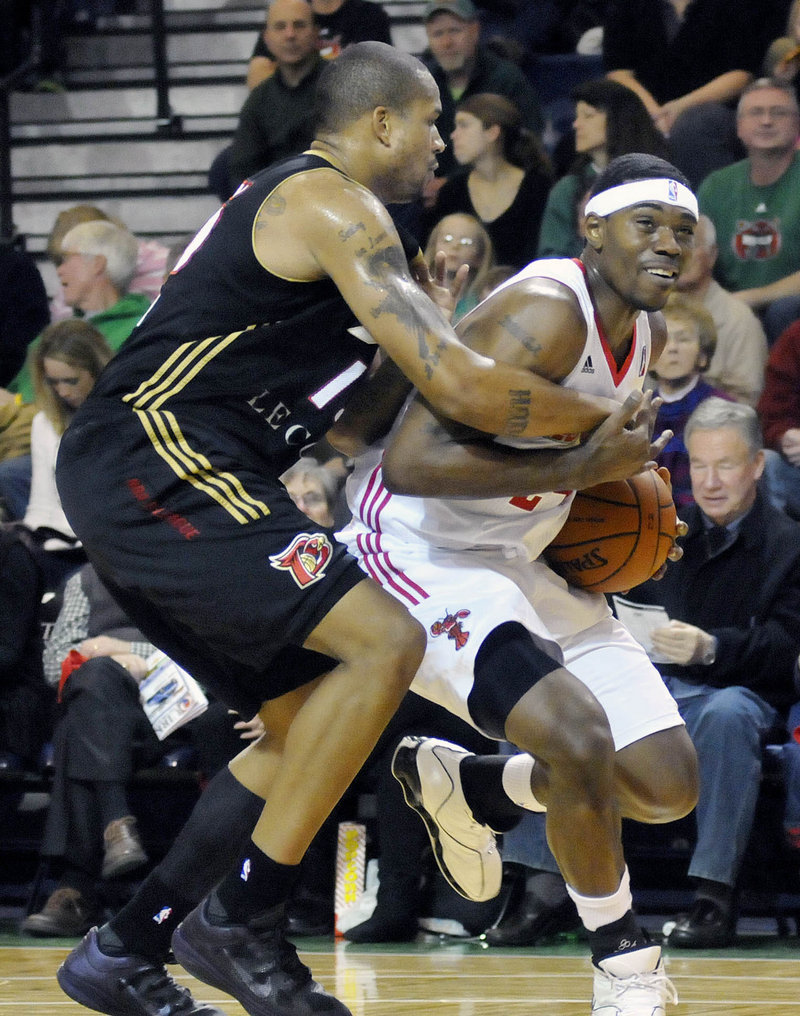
[468,622,564,739]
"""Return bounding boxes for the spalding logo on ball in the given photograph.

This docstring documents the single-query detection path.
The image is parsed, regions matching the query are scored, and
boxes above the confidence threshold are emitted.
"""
[543,470,677,594]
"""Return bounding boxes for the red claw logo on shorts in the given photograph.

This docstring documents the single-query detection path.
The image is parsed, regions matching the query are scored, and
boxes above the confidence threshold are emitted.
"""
[430,609,471,650]
[269,533,333,587]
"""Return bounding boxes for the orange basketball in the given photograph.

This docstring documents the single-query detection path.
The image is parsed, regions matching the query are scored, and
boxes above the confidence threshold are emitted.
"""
[543,471,677,593]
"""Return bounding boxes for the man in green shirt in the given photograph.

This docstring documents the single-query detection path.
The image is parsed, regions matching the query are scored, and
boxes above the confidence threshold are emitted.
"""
[698,78,800,343]
[10,219,150,404]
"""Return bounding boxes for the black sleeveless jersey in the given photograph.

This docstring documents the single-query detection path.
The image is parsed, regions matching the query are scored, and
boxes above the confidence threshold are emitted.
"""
[88,152,418,477]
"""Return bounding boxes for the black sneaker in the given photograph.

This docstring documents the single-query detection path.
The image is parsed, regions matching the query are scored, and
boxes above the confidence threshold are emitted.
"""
[57,927,225,1015]
[172,899,351,1016]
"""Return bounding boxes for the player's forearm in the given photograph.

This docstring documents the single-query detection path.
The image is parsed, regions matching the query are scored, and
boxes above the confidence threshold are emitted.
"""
[384,392,656,497]
[384,421,629,498]
[383,436,571,497]
[426,354,614,440]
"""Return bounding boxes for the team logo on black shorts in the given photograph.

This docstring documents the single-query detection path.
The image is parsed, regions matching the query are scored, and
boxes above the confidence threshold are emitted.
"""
[269,533,333,587]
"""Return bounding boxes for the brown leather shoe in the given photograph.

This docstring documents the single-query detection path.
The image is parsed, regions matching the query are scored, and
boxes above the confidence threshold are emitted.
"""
[21,887,100,937]
[101,815,148,879]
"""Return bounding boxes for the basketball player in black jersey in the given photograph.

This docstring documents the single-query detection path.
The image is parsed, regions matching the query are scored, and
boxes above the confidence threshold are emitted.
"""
[53,41,637,1016]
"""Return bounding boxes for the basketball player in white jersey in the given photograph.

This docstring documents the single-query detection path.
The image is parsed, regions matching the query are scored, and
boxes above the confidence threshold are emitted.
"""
[335,154,700,1015]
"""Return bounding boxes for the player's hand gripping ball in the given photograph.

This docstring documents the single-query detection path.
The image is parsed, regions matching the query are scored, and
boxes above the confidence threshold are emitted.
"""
[544,469,678,593]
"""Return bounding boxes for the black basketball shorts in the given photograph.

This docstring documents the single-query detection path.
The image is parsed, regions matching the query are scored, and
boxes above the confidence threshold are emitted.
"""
[57,409,366,719]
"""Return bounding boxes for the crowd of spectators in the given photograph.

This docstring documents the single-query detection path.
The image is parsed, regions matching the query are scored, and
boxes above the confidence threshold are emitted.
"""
[3,0,800,954]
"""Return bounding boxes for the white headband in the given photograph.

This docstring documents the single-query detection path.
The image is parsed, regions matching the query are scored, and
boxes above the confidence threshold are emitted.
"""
[584,178,699,220]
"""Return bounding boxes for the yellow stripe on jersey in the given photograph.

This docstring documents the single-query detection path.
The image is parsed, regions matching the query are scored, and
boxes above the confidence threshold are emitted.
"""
[124,327,270,524]
[122,327,255,409]
[134,408,270,523]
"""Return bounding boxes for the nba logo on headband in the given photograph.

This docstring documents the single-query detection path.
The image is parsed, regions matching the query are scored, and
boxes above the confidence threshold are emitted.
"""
[668,180,678,202]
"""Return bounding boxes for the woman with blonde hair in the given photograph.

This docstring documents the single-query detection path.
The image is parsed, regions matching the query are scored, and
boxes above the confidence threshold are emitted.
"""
[21,319,112,587]
[426,93,552,270]
[424,213,495,323]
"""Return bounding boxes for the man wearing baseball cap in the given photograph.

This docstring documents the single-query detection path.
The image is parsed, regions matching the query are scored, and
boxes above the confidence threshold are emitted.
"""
[421,0,543,185]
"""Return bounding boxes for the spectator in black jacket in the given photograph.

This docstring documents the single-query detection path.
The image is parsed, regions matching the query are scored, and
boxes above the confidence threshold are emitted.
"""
[629,398,800,948]
[212,0,324,200]
[248,0,392,90]
[420,0,543,200]
[486,398,800,951]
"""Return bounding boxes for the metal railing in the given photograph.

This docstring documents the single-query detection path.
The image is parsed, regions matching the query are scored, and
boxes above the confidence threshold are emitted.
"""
[0,0,180,247]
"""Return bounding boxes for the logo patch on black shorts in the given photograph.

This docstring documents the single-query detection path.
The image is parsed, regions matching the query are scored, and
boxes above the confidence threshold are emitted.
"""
[269,533,333,587]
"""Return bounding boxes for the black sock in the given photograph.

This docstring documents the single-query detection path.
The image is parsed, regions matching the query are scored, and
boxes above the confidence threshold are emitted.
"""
[460,755,525,832]
[213,841,300,923]
[104,766,263,960]
[588,911,649,966]
[102,873,189,961]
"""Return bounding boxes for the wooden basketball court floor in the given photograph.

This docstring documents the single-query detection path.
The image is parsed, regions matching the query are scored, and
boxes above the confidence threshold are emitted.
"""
[2,930,799,1014]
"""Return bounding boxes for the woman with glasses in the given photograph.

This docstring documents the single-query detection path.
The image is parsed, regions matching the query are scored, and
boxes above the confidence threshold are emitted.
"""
[424,213,495,322]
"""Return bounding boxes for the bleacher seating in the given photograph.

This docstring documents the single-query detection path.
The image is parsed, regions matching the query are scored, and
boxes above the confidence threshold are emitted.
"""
[6,0,426,299]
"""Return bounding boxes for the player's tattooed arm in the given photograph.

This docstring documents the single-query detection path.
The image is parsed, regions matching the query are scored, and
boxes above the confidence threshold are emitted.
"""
[383,391,662,498]
[358,239,451,381]
[310,181,615,440]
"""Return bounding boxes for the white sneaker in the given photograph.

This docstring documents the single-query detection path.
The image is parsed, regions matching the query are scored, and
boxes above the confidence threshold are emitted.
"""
[592,945,678,1015]
[391,736,501,902]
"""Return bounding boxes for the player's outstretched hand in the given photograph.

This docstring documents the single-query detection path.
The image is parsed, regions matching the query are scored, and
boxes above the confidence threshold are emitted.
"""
[411,251,470,321]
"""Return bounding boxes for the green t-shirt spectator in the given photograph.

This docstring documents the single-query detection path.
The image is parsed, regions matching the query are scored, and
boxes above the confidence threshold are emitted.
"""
[698,152,800,294]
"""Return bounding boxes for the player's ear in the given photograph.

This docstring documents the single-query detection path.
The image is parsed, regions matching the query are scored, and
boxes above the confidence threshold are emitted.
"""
[584,213,605,251]
[372,106,392,147]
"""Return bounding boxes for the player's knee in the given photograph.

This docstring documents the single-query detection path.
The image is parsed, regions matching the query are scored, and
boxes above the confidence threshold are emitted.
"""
[629,730,699,821]
[547,701,615,777]
[470,622,564,739]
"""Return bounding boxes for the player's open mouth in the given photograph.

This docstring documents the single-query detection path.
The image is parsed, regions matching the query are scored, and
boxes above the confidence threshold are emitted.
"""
[644,266,677,279]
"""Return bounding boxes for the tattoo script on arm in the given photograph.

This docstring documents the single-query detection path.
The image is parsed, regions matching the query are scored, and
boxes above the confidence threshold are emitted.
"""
[358,238,446,382]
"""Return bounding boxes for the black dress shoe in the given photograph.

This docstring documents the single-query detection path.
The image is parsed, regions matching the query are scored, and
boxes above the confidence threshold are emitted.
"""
[667,897,736,949]
[483,890,580,946]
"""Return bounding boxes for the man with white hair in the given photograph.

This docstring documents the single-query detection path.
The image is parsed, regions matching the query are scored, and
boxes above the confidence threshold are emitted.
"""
[626,398,800,948]
[10,220,150,404]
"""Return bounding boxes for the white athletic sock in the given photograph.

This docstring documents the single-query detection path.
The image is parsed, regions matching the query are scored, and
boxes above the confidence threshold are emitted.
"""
[501,753,546,812]
[566,866,633,932]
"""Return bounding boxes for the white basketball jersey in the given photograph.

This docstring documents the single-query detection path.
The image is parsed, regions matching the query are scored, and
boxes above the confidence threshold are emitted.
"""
[341,259,653,564]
